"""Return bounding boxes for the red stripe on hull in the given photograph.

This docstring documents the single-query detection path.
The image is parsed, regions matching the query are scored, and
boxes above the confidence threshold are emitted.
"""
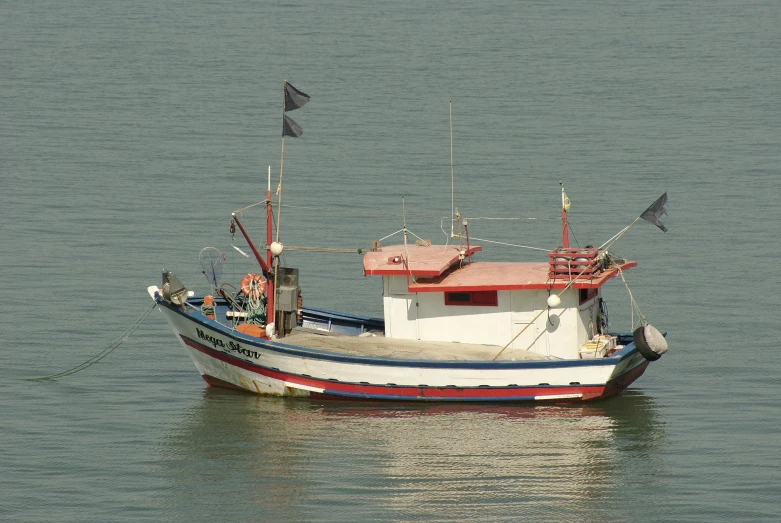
[202,374,253,392]
[600,360,650,399]
[183,335,646,402]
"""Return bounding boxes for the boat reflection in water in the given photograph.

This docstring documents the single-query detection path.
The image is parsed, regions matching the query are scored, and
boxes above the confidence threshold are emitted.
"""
[162,391,665,521]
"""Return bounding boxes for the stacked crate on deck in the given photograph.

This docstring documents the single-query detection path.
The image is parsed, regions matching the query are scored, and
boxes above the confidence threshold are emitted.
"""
[548,247,600,281]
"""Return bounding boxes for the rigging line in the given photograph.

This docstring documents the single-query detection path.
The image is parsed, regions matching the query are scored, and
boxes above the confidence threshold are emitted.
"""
[278,204,557,222]
[462,217,556,221]
[377,228,431,245]
[270,246,363,253]
[440,218,450,247]
[616,266,645,322]
[378,228,405,242]
[406,228,430,244]
[599,217,640,251]
[21,302,158,381]
[281,204,407,218]
[567,222,581,248]
[233,200,266,214]
[468,236,551,252]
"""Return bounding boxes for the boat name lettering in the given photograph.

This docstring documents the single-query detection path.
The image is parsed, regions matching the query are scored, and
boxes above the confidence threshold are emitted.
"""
[196,328,225,349]
[196,328,260,359]
[226,341,261,360]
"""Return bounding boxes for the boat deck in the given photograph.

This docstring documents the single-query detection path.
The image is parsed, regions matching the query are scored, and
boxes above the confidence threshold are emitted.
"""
[280,328,548,362]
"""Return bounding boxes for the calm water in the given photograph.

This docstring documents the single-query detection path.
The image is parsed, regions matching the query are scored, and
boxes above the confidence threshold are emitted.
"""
[2,1,780,521]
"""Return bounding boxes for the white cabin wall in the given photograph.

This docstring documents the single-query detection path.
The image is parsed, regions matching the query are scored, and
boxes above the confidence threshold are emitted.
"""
[415,291,511,345]
[509,289,544,355]
[380,276,598,360]
[382,276,417,340]
[508,289,582,359]
[544,289,582,359]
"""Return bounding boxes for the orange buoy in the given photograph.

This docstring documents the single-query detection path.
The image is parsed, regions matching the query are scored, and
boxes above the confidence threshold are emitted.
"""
[201,295,216,320]
[240,273,267,300]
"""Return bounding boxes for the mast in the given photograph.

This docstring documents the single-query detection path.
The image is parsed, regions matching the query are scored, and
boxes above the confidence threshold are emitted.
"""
[450,101,455,239]
[274,81,285,332]
[274,80,287,333]
[560,181,570,248]
[272,80,310,335]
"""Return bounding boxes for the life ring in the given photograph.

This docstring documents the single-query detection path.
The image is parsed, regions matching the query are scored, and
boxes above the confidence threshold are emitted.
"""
[240,273,267,300]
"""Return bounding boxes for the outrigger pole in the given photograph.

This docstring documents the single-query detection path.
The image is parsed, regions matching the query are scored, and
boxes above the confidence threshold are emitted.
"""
[231,212,271,276]
[231,202,276,329]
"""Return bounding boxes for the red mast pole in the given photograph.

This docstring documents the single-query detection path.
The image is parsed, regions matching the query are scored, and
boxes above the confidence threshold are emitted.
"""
[560,182,569,248]
[231,213,271,275]
[562,207,569,248]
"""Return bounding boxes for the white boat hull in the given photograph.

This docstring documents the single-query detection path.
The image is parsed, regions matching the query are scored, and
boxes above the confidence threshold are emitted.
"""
[154,293,651,402]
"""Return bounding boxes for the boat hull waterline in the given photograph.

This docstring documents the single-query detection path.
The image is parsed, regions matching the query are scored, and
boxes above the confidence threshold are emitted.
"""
[152,292,650,402]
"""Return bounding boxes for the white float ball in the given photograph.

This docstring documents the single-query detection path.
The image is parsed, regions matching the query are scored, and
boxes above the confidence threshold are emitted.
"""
[270,242,284,256]
[547,295,561,308]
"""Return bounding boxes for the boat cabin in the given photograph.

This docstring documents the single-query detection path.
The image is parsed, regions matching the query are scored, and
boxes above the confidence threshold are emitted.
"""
[363,244,636,360]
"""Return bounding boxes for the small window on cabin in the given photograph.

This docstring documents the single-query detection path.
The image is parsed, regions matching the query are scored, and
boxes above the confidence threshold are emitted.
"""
[445,291,498,306]
[446,292,471,304]
[579,288,598,304]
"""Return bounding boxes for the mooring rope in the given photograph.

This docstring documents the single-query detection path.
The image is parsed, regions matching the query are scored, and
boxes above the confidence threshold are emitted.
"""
[21,301,158,381]
[616,266,645,327]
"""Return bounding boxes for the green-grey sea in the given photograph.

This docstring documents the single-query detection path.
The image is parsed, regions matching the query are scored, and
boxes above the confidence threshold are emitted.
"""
[2,1,780,521]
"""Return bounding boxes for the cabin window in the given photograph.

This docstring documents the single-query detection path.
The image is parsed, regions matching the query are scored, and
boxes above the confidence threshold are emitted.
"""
[444,290,498,307]
[579,288,598,304]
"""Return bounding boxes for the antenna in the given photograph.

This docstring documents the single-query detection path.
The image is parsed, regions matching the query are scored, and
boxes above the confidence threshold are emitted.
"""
[450,101,455,239]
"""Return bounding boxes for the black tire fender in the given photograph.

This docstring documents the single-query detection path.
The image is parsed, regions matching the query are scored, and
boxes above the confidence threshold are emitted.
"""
[633,324,668,361]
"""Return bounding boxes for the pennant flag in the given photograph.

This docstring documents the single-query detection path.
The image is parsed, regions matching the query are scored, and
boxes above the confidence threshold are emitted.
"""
[282,114,303,137]
[561,189,571,212]
[284,82,310,112]
[640,192,669,232]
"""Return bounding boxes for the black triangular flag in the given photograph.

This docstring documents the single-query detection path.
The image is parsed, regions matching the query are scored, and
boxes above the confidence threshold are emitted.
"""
[640,192,669,232]
[284,82,310,112]
[282,114,302,137]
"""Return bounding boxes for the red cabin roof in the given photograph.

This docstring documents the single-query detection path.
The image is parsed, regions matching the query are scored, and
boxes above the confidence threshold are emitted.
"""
[363,244,636,291]
[363,244,482,277]
[407,260,636,292]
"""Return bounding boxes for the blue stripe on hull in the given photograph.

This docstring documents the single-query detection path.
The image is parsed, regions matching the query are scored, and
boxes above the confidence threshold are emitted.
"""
[163,300,640,370]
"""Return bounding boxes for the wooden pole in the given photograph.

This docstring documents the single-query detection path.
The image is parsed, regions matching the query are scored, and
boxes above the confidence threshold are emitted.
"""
[561,182,569,248]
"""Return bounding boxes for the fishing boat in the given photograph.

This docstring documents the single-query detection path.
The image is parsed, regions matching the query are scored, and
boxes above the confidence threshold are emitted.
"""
[149,83,669,402]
